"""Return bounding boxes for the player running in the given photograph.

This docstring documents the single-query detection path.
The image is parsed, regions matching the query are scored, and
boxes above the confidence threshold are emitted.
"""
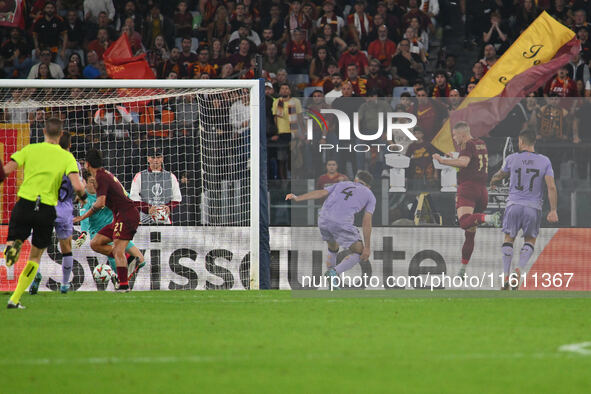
[29,132,81,295]
[433,122,501,279]
[3,118,85,309]
[76,169,145,287]
[285,171,375,289]
[74,149,141,292]
[490,129,558,289]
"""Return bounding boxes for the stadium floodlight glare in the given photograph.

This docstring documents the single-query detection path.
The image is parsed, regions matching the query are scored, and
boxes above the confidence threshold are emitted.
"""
[0,79,266,290]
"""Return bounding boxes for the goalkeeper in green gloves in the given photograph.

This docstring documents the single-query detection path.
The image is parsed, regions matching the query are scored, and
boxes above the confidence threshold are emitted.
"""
[76,170,145,287]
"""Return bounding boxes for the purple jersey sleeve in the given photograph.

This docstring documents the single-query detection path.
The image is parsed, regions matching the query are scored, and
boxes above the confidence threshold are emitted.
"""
[364,193,376,215]
[56,162,80,219]
[324,183,337,194]
[502,154,513,174]
[543,156,554,178]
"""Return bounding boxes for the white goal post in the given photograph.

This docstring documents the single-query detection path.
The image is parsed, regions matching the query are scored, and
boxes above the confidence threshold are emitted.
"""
[0,79,267,290]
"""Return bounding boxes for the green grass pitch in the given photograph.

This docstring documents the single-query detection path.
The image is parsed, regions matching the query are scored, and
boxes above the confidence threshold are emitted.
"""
[1,290,591,393]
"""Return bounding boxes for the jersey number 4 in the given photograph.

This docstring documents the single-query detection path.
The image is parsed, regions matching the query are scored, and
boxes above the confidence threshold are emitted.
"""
[341,187,355,200]
[515,168,540,192]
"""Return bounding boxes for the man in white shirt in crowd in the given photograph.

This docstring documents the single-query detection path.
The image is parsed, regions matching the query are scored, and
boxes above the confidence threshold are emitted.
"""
[325,72,344,105]
[129,148,182,225]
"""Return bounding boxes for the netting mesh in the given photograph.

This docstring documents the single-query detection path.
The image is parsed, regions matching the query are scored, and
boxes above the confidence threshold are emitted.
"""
[0,85,254,290]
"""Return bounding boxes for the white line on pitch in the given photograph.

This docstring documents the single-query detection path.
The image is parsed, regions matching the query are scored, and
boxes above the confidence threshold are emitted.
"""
[558,342,591,355]
[3,348,587,366]
[442,344,591,360]
[439,352,565,360]
[0,355,246,366]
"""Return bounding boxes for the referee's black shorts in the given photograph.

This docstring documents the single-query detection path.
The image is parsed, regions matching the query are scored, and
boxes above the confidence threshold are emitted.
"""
[7,198,56,249]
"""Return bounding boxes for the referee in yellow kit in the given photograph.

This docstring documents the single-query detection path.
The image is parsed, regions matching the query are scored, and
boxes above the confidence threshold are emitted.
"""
[3,118,86,309]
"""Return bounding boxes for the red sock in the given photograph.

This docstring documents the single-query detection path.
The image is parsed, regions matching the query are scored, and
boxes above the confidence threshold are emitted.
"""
[117,266,129,285]
[461,231,476,264]
[459,213,485,230]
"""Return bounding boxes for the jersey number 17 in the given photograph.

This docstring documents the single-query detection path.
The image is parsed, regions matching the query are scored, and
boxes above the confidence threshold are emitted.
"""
[515,168,540,192]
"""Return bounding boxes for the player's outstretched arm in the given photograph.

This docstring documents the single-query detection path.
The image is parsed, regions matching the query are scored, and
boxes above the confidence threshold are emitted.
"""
[360,212,372,261]
[285,189,329,202]
[433,154,470,169]
[490,169,509,188]
[74,195,106,223]
[68,172,87,201]
[545,175,559,223]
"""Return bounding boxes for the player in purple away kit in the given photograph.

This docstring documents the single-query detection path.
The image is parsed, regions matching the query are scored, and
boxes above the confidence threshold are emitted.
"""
[29,132,82,295]
[285,171,376,289]
[490,129,558,290]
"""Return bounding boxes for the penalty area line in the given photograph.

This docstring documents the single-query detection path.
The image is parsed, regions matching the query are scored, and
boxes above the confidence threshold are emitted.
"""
[440,352,564,360]
[4,347,588,366]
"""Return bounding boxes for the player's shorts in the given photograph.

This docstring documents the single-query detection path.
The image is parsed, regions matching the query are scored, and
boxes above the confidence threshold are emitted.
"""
[7,198,56,249]
[502,204,542,239]
[88,230,135,250]
[97,209,140,241]
[456,181,488,213]
[54,214,74,240]
[318,216,361,249]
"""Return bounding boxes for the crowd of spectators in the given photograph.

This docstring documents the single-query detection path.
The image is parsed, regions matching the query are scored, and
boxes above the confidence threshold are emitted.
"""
[1,0,591,192]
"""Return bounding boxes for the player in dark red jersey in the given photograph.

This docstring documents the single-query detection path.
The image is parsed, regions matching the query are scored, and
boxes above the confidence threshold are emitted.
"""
[74,149,140,292]
[433,122,501,278]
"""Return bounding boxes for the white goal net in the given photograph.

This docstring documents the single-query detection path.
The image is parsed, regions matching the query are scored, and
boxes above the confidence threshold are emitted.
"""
[0,80,262,291]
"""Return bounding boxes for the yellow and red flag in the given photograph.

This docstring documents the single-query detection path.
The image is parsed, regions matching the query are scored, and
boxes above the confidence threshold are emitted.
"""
[432,11,578,153]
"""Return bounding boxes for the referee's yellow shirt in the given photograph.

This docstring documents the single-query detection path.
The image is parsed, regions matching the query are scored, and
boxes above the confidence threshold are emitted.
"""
[10,142,79,206]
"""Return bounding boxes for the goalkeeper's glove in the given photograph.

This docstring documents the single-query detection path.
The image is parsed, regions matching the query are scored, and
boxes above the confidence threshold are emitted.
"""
[74,232,88,248]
